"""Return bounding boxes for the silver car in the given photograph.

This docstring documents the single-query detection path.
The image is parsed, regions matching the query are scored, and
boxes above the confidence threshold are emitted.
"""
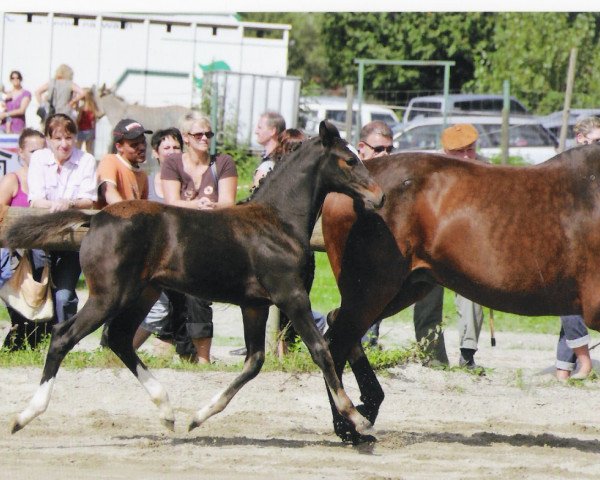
[393,115,558,165]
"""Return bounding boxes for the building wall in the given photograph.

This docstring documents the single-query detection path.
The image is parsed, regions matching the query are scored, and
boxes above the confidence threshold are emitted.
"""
[0,12,292,157]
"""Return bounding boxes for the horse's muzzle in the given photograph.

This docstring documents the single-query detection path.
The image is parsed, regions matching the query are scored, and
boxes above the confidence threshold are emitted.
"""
[365,187,385,210]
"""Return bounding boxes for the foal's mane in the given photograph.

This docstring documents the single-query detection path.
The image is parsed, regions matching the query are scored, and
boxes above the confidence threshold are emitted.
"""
[238,136,323,204]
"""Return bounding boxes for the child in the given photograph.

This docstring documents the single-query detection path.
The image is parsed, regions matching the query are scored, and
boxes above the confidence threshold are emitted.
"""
[76,88,100,154]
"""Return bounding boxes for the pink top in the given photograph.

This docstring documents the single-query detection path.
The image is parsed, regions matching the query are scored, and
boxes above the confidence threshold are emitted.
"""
[1,89,31,134]
[9,173,28,207]
[28,147,97,203]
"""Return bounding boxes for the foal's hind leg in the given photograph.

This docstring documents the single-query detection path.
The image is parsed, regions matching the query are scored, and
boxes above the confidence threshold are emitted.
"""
[104,288,175,431]
[11,297,110,433]
[189,305,268,431]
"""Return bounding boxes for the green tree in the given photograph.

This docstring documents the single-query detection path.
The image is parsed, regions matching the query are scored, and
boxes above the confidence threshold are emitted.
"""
[467,12,600,113]
[320,12,495,101]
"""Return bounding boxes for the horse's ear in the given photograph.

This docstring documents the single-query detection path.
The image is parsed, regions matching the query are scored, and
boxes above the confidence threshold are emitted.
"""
[319,120,340,148]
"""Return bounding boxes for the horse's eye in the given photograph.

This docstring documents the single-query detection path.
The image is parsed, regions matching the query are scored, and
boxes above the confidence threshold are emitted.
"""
[345,157,358,166]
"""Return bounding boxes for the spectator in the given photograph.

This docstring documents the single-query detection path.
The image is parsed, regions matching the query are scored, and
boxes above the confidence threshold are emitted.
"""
[0,71,32,134]
[35,64,84,122]
[356,120,394,160]
[27,113,96,324]
[354,121,394,348]
[0,128,46,349]
[95,118,151,208]
[76,88,101,155]
[147,128,183,201]
[132,127,194,360]
[413,124,485,369]
[272,128,306,159]
[258,128,325,356]
[554,116,598,380]
[161,112,238,363]
[253,111,286,188]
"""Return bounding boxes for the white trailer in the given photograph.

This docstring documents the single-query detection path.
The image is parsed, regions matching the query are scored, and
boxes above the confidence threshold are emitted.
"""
[0,11,294,163]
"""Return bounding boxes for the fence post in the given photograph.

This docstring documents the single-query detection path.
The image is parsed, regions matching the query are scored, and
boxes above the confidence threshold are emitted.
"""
[345,84,354,142]
[558,48,577,153]
[501,80,510,165]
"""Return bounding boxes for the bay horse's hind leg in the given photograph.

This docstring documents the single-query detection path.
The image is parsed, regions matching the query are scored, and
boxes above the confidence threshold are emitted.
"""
[104,287,175,431]
[189,305,268,431]
[11,297,111,433]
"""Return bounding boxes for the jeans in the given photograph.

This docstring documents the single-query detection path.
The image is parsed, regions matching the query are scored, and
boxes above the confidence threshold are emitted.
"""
[556,315,590,371]
[33,250,80,323]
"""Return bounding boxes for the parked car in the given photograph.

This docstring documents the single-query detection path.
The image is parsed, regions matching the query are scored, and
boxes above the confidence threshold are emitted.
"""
[539,109,600,148]
[402,93,530,124]
[393,115,558,165]
[299,96,399,139]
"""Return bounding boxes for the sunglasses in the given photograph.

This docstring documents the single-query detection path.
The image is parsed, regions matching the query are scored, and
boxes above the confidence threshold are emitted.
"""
[188,131,214,141]
[363,141,393,154]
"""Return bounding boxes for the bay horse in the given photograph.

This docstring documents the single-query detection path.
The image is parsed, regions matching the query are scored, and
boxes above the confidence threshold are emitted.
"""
[3,121,384,437]
[320,146,600,444]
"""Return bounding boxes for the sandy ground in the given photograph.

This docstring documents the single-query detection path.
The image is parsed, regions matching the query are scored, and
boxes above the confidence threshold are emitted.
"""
[1,302,600,479]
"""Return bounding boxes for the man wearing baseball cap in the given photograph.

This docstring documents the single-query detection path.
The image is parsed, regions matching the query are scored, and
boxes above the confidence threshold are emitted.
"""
[95,118,153,208]
[413,123,485,370]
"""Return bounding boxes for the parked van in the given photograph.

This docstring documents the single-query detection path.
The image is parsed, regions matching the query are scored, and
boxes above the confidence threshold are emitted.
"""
[393,115,558,165]
[299,96,399,139]
[402,94,530,124]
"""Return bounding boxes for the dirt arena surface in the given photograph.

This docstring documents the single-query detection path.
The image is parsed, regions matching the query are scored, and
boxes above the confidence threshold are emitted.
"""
[1,304,600,479]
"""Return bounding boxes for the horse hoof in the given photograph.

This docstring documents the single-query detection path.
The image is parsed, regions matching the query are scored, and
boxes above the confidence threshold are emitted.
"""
[10,419,24,434]
[188,419,201,432]
[161,418,175,432]
[354,416,373,434]
[352,433,378,446]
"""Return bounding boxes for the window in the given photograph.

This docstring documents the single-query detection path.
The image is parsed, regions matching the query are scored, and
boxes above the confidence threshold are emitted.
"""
[397,125,444,150]
[371,113,397,126]
[325,109,357,125]
[481,124,556,147]
[407,101,442,122]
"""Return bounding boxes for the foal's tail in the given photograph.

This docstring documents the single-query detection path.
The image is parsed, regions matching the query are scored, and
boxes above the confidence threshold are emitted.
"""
[2,210,93,250]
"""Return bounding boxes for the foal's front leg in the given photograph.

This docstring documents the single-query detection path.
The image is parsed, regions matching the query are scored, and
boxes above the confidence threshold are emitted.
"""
[275,286,372,435]
[189,305,269,431]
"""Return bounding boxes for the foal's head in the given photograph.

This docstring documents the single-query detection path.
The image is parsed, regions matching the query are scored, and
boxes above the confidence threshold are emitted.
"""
[316,120,384,211]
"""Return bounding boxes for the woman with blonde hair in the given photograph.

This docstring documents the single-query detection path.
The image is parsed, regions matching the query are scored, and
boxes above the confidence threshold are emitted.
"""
[34,64,84,121]
[161,112,238,363]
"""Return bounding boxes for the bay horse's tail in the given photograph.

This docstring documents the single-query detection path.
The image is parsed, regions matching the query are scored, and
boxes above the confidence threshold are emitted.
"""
[3,210,93,250]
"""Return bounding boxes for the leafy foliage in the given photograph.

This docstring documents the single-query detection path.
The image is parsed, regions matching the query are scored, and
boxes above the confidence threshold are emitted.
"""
[467,13,600,113]
[241,12,600,114]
